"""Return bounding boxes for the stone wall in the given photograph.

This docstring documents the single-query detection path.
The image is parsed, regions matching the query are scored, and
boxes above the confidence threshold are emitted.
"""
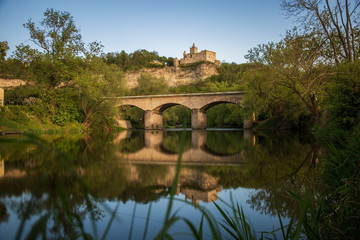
[180,50,219,65]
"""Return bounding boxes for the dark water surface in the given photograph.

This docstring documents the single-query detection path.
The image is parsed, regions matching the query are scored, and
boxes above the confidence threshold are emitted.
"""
[0,129,319,239]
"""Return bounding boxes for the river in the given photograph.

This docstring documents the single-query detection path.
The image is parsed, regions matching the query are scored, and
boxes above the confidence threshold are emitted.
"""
[0,129,319,239]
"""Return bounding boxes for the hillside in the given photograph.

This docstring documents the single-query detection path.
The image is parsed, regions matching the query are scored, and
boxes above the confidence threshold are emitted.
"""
[0,62,219,90]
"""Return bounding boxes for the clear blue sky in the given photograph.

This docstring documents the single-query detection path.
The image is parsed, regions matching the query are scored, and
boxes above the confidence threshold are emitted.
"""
[0,0,293,63]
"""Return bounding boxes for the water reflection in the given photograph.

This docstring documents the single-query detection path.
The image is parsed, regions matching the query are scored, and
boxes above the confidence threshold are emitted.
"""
[116,130,244,165]
[0,130,320,239]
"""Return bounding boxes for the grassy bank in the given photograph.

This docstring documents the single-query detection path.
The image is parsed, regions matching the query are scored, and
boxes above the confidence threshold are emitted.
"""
[0,105,84,135]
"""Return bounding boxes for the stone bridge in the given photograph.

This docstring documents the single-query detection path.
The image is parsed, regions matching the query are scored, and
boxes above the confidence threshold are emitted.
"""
[109,91,244,129]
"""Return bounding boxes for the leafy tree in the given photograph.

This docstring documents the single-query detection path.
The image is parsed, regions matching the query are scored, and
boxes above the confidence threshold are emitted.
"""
[31,88,80,125]
[163,105,191,127]
[165,57,174,66]
[208,62,255,84]
[245,31,332,123]
[207,104,243,128]
[13,44,41,65]
[0,41,9,61]
[132,73,169,95]
[16,8,101,87]
[102,50,172,71]
[281,0,360,63]
[74,62,126,130]
[24,8,83,58]
[325,62,360,129]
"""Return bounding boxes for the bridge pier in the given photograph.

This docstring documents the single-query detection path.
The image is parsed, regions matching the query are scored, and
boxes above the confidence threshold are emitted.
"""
[144,130,163,148]
[192,130,207,149]
[144,110,163,129]
[191,109,207,129]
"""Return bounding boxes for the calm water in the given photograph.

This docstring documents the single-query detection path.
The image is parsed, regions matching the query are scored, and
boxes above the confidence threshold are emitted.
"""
[0,129,319,239]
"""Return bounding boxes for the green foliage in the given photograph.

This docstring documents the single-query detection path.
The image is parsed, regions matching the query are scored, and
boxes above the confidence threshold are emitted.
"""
[214,196,256,240]
[0,41,9,61]
[74,63,126,132]
[5,85,41,100]
[243,31,332,126]
[118,106,144,127]
[281,0,360,63]
[208,62,255,84]
[102,49,171,71]
[319,125,360,239]
[132,73,169,95]
[179,61,209,69]
[24,8,83,58]
[30,88,80,125]
[170,82,207,94]
[163,105,191,127]
[0,105,41,131]
[207,104,243,128]
[324,62,360,129]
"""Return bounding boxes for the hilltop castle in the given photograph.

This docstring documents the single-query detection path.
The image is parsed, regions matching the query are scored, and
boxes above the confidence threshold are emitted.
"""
[174,43,220,66]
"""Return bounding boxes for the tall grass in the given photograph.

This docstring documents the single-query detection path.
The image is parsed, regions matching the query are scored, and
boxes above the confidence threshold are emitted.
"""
[319,127,360,239]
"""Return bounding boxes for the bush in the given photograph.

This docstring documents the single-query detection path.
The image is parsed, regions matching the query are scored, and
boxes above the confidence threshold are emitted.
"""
[325,62,360,129]
[31,88,80,125]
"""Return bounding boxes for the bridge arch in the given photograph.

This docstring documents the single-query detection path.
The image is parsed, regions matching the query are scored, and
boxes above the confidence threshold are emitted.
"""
[199,100,242,112]
[117,105,145,128]
[153,102,191,113]
[118,104,145,112]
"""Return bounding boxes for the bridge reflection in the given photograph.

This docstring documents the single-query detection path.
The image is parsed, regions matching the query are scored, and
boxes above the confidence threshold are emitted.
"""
[114,130,250,165]
[113,130,250,204]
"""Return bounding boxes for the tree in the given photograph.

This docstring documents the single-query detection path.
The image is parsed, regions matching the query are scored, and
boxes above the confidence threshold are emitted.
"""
[75,62,126,130]
[0,41,9,61]
[245,31,332,123]
[132,73,169,95]
[15,9,89,87]
[325,62,360,129]
[281,0,360,63]
[24,8,83,58]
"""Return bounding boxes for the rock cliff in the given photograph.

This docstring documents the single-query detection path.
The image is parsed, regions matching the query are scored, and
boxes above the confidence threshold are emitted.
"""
[125,62,219,88]
[0,78,28,88]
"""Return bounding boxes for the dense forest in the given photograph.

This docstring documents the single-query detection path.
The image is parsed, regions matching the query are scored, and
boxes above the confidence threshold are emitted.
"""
[0,1,359,237]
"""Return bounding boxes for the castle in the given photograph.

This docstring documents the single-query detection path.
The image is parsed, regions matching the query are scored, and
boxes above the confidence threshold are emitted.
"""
[174,43,220,66]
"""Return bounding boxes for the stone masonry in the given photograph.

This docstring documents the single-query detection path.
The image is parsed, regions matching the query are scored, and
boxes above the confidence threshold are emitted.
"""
[110,91,244,129]
[177,43,220,66]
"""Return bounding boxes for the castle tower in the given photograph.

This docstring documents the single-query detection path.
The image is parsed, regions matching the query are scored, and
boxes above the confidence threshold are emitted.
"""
[190,43,198,54]
[174,57,179,68]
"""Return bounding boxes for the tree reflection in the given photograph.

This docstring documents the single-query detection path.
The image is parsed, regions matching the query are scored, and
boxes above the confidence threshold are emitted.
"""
[241,133,321,219]
[0,201,9,223]
[116,131,145,153]
[206,130,243,155]
[162,131,192,153]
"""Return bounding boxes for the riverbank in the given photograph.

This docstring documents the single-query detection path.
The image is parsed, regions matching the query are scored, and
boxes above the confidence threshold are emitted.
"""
[0,105,84,135]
